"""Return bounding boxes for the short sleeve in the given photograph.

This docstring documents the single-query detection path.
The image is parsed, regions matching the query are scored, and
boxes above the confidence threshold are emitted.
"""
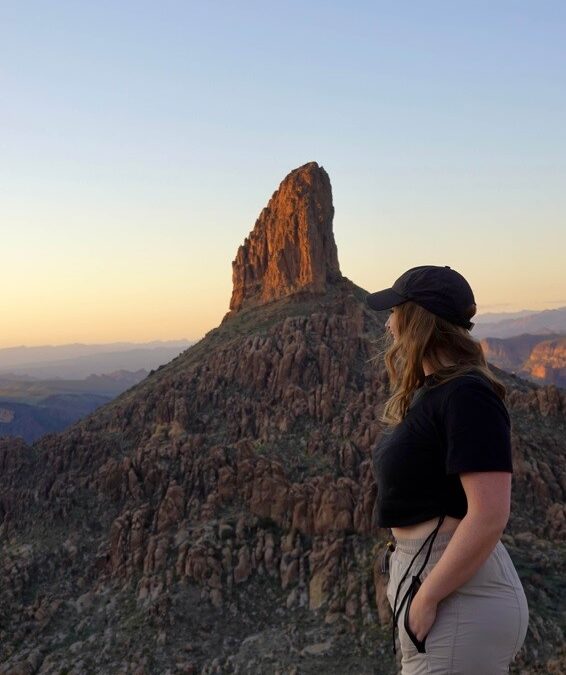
[442,380,513,475]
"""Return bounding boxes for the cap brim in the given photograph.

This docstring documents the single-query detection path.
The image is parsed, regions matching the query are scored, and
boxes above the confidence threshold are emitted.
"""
[366,288,406,311]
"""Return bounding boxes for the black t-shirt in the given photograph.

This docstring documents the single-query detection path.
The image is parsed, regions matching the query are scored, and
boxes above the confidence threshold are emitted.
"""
[371,372,513,528]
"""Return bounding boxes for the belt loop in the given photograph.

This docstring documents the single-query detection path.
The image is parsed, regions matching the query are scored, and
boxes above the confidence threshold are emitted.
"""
[380,539,396,575]
[380,528,396,575]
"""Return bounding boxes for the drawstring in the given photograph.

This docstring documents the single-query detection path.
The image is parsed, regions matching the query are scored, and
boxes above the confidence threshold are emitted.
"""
[391,515,445,655]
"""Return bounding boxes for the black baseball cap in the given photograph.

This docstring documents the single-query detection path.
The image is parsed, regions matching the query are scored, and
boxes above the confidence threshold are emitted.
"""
[366,265,476,330]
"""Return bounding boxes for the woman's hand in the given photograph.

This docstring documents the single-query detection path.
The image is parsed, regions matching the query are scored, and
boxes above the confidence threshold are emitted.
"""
[406,589,438,642]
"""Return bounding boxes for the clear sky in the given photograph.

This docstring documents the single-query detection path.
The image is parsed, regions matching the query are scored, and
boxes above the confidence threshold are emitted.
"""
[1,1,565,348]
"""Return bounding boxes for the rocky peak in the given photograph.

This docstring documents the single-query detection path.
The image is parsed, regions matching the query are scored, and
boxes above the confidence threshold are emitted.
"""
[228,161,342,313]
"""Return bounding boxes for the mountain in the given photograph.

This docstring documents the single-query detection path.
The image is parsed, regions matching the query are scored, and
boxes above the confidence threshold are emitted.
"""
[0,342,195,445]
[0,369,149,401]
[0,341,195,380]
[0,340,193,367]
[0,369,150,444]
[0,394,112,444]
[473,310,540,324]
[481,334,566,388]
[472,307,566,339]
[0,162,564,674]
[523,337,566,385]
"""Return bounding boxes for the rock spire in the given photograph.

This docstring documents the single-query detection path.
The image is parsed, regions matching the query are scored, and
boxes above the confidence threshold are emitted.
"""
[229,161,342,312]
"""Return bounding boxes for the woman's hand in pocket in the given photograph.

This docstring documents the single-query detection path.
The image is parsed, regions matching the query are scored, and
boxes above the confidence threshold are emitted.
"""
[407,588,438,642]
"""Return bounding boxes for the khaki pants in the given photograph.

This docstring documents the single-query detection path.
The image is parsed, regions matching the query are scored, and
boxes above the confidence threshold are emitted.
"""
[386,530,529,674]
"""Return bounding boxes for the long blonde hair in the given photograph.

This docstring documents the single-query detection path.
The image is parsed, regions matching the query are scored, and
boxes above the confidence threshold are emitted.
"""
[368,300,507,426]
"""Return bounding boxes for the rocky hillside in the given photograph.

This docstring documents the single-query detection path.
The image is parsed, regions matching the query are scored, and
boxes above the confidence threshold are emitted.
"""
[481,334,566,387]
[1,162,565,674]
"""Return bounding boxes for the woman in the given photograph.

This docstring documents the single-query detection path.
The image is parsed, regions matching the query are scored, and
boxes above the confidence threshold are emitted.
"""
[366,265,529,675]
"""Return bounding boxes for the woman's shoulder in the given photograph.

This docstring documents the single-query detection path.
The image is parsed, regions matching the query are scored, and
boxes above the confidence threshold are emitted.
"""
[426,370,493,392]
[438,371,510,425]
[426,371,503,408]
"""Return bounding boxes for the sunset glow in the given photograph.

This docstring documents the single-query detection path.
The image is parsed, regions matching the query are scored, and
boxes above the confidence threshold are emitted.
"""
[2,2,565,348]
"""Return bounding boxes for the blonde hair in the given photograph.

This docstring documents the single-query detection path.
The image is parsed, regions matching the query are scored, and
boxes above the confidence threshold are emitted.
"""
[368,300,506,426]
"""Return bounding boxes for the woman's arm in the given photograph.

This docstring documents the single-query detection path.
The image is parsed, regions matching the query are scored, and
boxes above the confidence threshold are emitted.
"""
[407,470,512,641]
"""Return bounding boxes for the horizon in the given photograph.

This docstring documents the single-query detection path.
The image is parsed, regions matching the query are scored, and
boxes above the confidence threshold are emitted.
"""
[0,338,194,349]
[1,304,565,351]
[2,2,565,348]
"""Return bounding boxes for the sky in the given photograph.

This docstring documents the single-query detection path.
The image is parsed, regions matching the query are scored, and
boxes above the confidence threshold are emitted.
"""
[1,1,565,348]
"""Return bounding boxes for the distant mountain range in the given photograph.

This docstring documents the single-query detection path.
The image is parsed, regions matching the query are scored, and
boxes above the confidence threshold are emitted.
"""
[0,340,195,443]
[471,309,566,388]
[0,394,111,444]
[472,307,566,339]
[1,313,564,446]
[0,339,194,379]
[473,309,540,323]
[3,314,564,382]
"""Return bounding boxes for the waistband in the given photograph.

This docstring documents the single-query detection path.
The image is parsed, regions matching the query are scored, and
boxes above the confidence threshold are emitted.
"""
[393,530,457,562]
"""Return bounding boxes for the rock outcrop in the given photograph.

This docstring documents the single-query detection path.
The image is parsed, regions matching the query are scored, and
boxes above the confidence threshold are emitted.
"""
[481,334,566,388]
[227,161,342,315]
[523,337,566,387]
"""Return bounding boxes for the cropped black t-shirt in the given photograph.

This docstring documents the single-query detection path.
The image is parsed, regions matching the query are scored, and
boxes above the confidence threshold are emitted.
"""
[371,372,513,528]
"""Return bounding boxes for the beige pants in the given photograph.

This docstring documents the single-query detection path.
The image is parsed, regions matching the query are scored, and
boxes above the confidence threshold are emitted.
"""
[386,530,529,674]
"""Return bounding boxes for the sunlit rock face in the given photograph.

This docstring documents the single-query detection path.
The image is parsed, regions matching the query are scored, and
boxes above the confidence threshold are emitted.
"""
[480,335,566,387]
[229,161,342,313]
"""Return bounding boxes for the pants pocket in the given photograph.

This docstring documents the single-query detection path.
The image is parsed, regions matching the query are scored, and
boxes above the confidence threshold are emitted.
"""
[403,575,428,653]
